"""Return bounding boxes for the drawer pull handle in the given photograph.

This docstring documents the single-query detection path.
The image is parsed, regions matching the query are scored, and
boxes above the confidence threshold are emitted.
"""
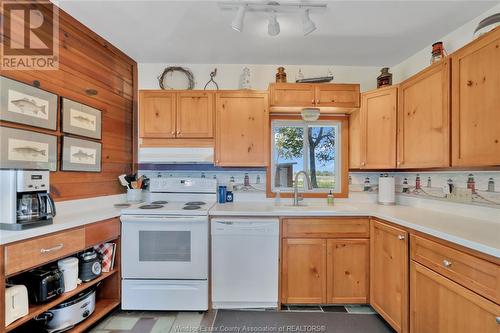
[40,244,64,254]
[397,235,405,240]
[442,259,452,268]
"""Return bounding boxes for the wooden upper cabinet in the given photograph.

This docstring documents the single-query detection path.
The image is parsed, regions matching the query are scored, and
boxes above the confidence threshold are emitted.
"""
[315,84,360,107]
[139,91,176,138]
[451,27,500,166]
[281,238,327,304]
[176,91,214,138]
[327,239,369,304]
[359,86,398,169]
[370,219,408,333]
[411,261,500,333]
[398,61,450,168]
[349,107,362,168]
[269,83,315,107]
[215,91,268,166]
[269,83,360,109]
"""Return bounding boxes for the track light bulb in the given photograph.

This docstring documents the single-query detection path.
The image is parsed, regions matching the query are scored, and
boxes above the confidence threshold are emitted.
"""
[301,8,316,36]
[232,5,246,32]
[268,11,280,36]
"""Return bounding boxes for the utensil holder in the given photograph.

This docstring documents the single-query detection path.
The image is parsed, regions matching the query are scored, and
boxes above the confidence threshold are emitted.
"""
[127,189,143,203]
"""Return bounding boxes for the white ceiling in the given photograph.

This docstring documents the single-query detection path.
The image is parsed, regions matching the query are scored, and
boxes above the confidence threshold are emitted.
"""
[56,0,499,66]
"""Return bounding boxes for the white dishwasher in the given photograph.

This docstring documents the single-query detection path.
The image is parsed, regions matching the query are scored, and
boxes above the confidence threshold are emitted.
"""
[211,217,279,309]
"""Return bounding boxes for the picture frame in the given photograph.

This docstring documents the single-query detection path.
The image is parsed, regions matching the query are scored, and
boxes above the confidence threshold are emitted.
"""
[0,76,58,130]
[0,127,58,171]
[61,98,102,139]
[61,136,102,172]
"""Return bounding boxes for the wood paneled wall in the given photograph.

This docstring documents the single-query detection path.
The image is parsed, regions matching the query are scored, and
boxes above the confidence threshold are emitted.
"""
[1,3,137,201]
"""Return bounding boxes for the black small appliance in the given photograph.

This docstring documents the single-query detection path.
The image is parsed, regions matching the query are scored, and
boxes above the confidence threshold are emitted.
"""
[78,250,102,282]
[20,267,64,303]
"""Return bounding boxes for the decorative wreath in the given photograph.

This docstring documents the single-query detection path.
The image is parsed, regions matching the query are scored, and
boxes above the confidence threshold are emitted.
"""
[158,66,195,90]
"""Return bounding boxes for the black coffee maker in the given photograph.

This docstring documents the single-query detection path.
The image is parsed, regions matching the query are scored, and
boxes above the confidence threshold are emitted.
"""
[0,170,56,230]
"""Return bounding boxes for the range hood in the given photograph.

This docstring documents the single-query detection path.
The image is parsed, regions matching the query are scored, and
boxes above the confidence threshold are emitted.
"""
[138,147,214,164]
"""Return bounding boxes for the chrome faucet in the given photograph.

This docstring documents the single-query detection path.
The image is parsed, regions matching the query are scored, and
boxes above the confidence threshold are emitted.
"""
[293,171,313,206]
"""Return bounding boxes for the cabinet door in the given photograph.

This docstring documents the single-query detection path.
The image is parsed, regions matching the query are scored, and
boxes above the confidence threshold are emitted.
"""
[451,29,500,166]
[411,261,500,333]
[215,91,268,166]
[176,91,214,138]
[327,239,369,304]
[360,86,397,169]
[398,61,450,168]
[371,219,408,333]
[269,83,315,107]
[315,84,360,108]
[139,91,176,138]
[281,238,326,304]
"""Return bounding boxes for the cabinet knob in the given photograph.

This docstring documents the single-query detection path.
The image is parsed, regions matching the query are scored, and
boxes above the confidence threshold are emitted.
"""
[397,235,405,240]
[311,99,314,104]
[442,259,452,268]
[496,317,500,324]
[361,162,366,166]
[177,131,181,135]
[316,99,320,104]
[171,131,175,135]
[215,160,219,164]
[397,161,401,166]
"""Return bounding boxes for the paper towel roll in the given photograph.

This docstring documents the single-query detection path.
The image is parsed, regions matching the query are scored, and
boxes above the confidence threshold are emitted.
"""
[378,177,395,205]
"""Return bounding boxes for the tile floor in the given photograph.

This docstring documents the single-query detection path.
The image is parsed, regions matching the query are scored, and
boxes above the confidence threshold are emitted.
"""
[89,305,381,333]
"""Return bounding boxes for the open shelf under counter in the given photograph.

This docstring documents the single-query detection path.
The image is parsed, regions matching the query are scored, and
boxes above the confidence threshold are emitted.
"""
[68,298,120,333]
[5,270,118,332]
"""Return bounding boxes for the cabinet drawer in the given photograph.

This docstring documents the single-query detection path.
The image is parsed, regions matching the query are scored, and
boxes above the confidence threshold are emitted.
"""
[411,235,500,304]
[5,228,85,276]
[85,218,120,247]
[283,218,369,238]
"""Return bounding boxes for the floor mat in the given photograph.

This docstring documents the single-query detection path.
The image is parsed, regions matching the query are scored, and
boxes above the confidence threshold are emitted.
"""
[212,309,394,333]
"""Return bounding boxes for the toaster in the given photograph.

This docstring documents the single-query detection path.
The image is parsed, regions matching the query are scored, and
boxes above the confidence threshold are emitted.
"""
[20,267,65,303]
[5,284,29,326]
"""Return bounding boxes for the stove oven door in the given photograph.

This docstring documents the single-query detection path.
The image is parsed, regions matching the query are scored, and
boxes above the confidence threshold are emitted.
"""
[121,215,208,279]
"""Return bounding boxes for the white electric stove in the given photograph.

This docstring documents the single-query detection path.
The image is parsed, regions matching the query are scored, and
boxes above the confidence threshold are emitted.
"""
[120,177,216,311]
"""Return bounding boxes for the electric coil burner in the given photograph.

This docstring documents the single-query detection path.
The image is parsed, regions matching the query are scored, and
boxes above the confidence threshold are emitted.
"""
[183,205,201,210]
[138,204,163,209]
[185,201,206,206]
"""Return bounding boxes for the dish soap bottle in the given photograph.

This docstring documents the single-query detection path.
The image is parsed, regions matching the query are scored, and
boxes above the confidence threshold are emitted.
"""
[327,189,334,206]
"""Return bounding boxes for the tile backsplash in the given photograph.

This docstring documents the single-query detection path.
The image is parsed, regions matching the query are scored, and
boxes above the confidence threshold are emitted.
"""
[350,171,500,208]
[139,164,500,208]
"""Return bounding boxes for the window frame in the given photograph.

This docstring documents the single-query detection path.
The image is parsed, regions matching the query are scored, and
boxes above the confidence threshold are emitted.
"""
[266,115,349,198]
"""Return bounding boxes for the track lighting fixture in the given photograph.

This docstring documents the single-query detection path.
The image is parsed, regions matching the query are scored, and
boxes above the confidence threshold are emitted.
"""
[231,4,246,32]
[221,1,326,36]
[301,8,316,36]
[268,11,280,36]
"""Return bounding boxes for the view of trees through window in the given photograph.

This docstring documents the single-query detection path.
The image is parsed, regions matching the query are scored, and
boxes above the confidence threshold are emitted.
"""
[272,120,339,191]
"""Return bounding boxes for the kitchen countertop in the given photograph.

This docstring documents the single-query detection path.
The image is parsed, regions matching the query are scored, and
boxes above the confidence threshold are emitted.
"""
[0,194,125,245]
[210,201,500,259]
[1,194,498,260]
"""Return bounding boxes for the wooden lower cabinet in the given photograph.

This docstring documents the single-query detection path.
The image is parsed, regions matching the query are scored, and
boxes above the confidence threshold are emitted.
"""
[327,239,369,304]
[281,238,327,304]
[410,261,500,333]
[371,219,409,333]
[281,237,369,305]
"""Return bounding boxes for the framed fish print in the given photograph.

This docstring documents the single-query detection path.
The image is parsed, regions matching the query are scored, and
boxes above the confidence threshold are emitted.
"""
[0,76,58,130]
[61,136,102,172]
[61,98,102,139]
[0,127,58,171]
